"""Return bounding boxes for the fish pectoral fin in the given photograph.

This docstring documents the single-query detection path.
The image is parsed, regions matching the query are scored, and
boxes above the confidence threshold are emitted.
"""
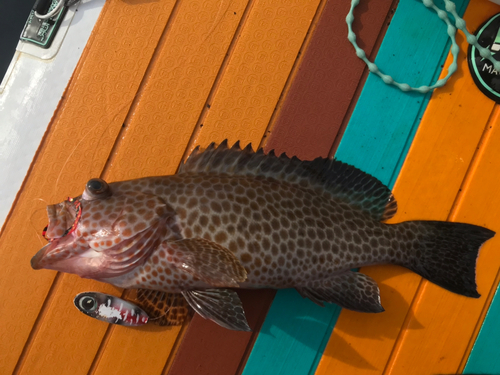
[296,271,384,313]
[130,289,191,326]
[162,238,247,287]
[182,289,251,331]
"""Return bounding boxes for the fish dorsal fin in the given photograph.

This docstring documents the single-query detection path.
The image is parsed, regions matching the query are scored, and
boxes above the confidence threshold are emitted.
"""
[132,289,190,326]
[179,140,397,220]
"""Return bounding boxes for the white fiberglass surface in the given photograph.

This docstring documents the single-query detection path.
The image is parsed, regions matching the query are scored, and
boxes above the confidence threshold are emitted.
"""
[0,0,105,229]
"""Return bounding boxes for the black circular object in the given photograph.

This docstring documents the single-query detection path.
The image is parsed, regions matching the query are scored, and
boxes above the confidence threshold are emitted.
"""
[468,13,500,103]
[78,296,97,312]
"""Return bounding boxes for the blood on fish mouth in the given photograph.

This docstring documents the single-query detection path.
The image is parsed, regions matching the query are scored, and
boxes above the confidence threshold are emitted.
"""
[42,197,82,242]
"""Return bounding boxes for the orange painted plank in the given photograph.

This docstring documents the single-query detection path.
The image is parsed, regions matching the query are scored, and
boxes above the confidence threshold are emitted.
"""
[106,0,250,183]
[91,1,250,374]
[0,1,177,374]
[91,322,183,375]
[385,120,500,372]
[315,1,498,374]
[191,0,321,150]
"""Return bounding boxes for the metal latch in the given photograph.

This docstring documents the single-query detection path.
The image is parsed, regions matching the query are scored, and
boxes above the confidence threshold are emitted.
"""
[20,0,71,49]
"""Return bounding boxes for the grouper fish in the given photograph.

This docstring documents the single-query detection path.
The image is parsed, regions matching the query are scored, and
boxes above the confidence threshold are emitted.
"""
[31,141,495,331]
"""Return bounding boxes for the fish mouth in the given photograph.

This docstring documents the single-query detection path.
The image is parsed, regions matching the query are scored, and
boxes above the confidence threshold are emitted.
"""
[43,198,81,241]
[31,197,84,272]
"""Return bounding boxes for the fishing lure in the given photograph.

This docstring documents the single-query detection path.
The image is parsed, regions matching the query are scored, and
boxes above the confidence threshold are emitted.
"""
[74,292,149,326]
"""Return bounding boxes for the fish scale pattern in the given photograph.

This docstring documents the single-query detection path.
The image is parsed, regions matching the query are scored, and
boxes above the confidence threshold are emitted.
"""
[87,145,409,293]
[7,0,500,373]
[0,0,347,372]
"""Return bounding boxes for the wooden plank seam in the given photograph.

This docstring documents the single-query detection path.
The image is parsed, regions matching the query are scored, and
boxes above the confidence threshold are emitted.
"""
[180,0,257,163]
[383,106,499,375]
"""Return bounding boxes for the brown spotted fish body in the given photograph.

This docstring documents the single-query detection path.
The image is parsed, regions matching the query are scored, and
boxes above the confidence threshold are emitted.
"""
[31,141,495,331]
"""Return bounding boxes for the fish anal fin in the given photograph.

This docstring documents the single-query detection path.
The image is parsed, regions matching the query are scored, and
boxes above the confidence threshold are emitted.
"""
[179,140,396,221]
[296,271,384,313]
[131,289,191,326]
[182,289,251,331]
[162,238,247,287]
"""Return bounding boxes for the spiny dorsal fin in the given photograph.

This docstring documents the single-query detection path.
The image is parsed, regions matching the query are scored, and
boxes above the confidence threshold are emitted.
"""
[179,140,397,221]
[131,289,191,326]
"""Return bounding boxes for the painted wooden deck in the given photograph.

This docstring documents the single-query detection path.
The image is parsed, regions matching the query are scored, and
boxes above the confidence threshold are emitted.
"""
[2,0,500,374]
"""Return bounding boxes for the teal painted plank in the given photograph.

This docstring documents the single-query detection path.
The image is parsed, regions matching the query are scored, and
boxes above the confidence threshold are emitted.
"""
[242,0,469,374]
[337,0,468,184]
[464,281,500,374]
[242,289,341,375]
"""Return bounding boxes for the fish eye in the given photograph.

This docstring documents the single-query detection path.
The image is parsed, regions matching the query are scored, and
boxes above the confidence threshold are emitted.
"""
[83,178,111,200]
[79,296,97,312]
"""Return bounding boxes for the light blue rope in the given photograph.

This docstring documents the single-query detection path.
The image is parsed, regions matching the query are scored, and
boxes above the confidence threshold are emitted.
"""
[347,0,500,93]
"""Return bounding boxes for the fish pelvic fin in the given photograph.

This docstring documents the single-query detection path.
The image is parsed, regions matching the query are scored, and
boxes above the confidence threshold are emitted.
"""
[297,271,384,313]
[398,221,495,298]
[182,289,251,331]
[180,140,397,221]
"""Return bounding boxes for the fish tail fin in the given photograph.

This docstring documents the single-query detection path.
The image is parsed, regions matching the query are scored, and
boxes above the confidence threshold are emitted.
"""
[399,221,495,298]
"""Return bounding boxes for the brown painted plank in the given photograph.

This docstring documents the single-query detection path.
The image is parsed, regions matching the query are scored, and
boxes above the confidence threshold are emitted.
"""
[168,290,276,375]
[265,0,395,160]
[166,0,394,374]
